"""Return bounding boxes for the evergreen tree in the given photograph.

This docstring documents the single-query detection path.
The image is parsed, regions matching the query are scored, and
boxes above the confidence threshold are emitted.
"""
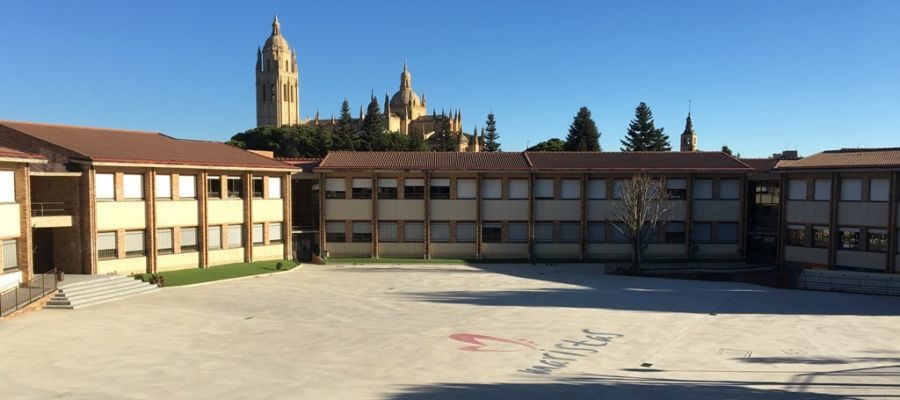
[526,138,566,152]
[359,96,385,151]
[483,112,500,151]
[721,145,733,156]
[429,116,457,151]
[333,98,357,150]
[621,102,670,151]
[564,107,601,151]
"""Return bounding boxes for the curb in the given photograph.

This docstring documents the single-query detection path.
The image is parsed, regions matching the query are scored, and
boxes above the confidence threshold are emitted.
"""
[159,263,307,290]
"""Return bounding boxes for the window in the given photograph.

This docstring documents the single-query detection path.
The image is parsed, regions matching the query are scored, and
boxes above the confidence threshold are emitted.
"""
[813,226,830,248]
[692,223,712,243]
[352,221,372,242]
[839,228,860,250]
[534,222,554,243]
[612,223,629,242]
[719,180,740,200]
[587,179,607,200]
[252,177,264,198]
[122,174,143,199]
[125,230,145,257]
[404,222,424,242]
[717,222,738,244]
[840,179,862,201]
[377,178,398,199]
[155,175,171,199]
[587,222,606,243]
[665,179,686,200]
[252,224,264,246]
[868,229,888,252]
[379,222,398,242]
[227,176,243,199]
[788,179,807,200]
[814,179,831,201]
[269,223,283,244]
[481,179,501,199]
[560,179,580,199]
[431,222,450,242]
[325,178,346,199]
[456,222,476,242]
[508,180,528,199]
[97,232,117,260]
[559,222,580,243]
[326,222,345,242]
[2,240,18,271]
[870,178,889,202]
[404,178,424,199]
[268,177,282,199]
[208,226,222,250]
[156,228,174,255]
[207,176,221,199]
[508,222,527,242]
[430,178,450,199]
[180,227,198,252]
[0,171,14,203]
[786,225,806,246]
[227,224,243,248]
[665,222,686,243]
[96,173,115,200]
[179,175,196,199]
[613,180,626,200]
[534,179,554,199]
[482,222,502,243]
[456,179,476,199]
[693,179,713,200]
[351,178,372,199]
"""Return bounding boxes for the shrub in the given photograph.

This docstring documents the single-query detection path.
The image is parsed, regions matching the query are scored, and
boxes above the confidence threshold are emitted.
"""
[276,262,284,271]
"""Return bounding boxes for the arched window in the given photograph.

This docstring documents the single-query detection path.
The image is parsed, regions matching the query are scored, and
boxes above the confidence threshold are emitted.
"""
[285,60,289,71]
[261,85,266,102]
[266,59,271,72]
[270,84,275,101]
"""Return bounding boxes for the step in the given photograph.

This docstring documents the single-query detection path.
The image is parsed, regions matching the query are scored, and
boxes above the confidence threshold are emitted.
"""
[57,279,150,298]
[45,285,159,310]
[57,275,134,291]
[49,282,158,305]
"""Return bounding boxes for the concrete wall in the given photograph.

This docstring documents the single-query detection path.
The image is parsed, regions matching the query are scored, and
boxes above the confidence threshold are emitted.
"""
[645,244,687,258]
[586,244,631,259]
[693,200,740,221]
[254,244,284,261]
[207,200,244,225]
[535,243,580,259]
[587,201,687,221]
[157,252,200,272]
[376,200,422,220]
[785,201,830,224]
[208,248,244,266]
[0,203,20,238]
[481,243,528,259]
[327,243,371,258]
[52,227,82,274]
[838,202,889,227]
[534,200,581,220]
[96,201,146,230]
[252,199,283,222]
[156,200,198,228]
[325,200,374,220]
[694,244,741,259]
[431,200,475,220]
[785,246,828,265]
[98,257,147,275]
[482,200,528,220]
[379,243,424,258]
[836,250,887,272]
[430,243,476,258]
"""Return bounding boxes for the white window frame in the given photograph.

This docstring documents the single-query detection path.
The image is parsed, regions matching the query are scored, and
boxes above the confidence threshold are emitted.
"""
[95,173,115,200]
[508,179,528,199]
[481,179,502,199]
[2,239,18,271]
[378,222,398,242]
[252,223,264,246]
[840,178,862,201]
[456,179,476,199]
[269,222,283,244]
[156,228,174,255]
[693,179,713,200]
[788,179,808,200]
[208,226,222,250]
[180,227,198,252]
[560,179,581,200]
[123,174,144,199]
[587,179,606,200]
[719,180,740,200]
[155,174,171,199]
[534,222,554,243]
[267,177,282,199]
[125,230,145,257]
[179,175,197,199]
[227,225,243,248]
[814,179,831,201]
[870,178,889,202]
[0,171,14,203]
[431,222,450,242]
[534,179,554,199]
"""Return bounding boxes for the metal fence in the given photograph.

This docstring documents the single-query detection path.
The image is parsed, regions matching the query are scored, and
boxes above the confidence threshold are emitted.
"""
[0,270,58,317]
[790,268,900,297]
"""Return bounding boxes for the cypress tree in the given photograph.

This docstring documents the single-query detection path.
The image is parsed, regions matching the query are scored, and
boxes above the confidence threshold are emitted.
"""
[621,102,670,151]
[359,96,385,151]
[564,107,602,151]
[429,116,457,151]
[333,98,357,151]
[483,112,500,151]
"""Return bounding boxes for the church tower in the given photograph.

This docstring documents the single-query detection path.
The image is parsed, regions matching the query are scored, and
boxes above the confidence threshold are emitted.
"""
[256,15,299,127]
[680,113,698,152]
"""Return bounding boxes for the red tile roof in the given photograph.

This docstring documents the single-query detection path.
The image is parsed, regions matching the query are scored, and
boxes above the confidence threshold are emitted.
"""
[774,148,900,171]
[739,158,780,172]
[318,151,532,170]
[0,120,295,170]
[0,145,45,161]
[277,157,322,171]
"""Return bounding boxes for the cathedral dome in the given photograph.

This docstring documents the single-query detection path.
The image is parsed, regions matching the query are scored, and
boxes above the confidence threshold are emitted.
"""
[390,88,422,113]
[263,15,290,52]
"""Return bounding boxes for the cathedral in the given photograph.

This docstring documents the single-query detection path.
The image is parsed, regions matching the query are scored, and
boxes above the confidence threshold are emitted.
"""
[254,16,482,152]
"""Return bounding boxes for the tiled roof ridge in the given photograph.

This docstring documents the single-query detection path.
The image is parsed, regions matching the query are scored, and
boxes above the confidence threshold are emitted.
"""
[824,147,900,153]
[0,120,162,136]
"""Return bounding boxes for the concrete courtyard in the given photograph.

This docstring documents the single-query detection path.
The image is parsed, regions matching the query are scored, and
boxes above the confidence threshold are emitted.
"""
[1,263,898,399]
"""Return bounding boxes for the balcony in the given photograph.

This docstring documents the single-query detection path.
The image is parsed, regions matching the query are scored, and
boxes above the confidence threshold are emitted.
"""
[31,202,74,228]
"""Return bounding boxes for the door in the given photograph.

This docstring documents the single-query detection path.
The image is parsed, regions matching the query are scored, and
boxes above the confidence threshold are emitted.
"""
[294,233,314,262]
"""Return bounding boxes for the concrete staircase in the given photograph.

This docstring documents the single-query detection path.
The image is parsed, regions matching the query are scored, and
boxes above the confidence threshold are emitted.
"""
[45,275,160,310]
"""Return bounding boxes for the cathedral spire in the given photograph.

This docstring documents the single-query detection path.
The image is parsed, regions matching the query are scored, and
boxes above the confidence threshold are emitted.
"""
[272,14,281,36]
[680,112,697,152]
[400,62,411,89]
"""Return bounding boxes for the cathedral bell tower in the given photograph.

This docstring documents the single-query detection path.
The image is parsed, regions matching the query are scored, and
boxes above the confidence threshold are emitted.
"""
[256,15,299,127]
[680,112,698,152]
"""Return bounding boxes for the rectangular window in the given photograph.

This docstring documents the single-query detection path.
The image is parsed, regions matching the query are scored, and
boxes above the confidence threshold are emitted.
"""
[268,177,282,199]
[534,179,554,199]
[430,178,450,199]
[156,228,174,255]
[227,176,243,199]
[482,222,502,243]
[351,178,372,199]
[559,222,580,243]
[252,177,264,198]
[787,225,806,246]
[180,227,198,252]
[665,222,686,243]
[96,173,115,200]
[207,176,222,199]
[352,221,372,242]
[431,222,450,242]
[404,178,424,199]
[788,179,807,200]
[227,224,243,248]
[325,221,345,243]
[814,179,831,201]
[123,174,143,199]
[587,222,606,243]
[870,178,890,202]
[0,171,14,203]
[325,178,346,199]
[456,222,476,242]
[252,223,264,246]
[813,226,830,248]
[125,230,145,257]
[612,223,629,242]
[404,222,424,242]
[665,179,686,200]
[508,180,528,199]
[481,179,502,199]
[719,180,740,200]
[868,229,888,252]
[2,239,18,271]
[155,175,171,199]
[378,222,398,242]
[534,222,554,243]
[613,180,627,200]
[179,175,196,199]
[693,179,713,200]
[508,222,527,242]
[269,223,283,244]
[717,222,739,244]
[839,228,860,250]
[208,226,222,250]
[456,179,476,199]
[560,179,580,199]
[692,223,712,243]
[840,179,862,201]
[377,178,398,199]
[587,179,607,200]
[97,232,117,260]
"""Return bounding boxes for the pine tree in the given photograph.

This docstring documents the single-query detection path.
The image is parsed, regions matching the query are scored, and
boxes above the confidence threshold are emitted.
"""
[359,96,385,151]
[483,112,500,152]
[621,102,670,151]
[429,116,457,151]
[333,99,357,151]
[721,145,733,156]
[564,107,601,151]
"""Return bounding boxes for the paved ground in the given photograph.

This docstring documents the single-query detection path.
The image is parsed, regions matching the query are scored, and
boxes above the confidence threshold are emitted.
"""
[1,263,899,399]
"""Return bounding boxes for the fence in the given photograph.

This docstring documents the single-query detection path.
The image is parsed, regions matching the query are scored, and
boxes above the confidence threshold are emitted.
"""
[791,268,900,297]
[0,270,58,317]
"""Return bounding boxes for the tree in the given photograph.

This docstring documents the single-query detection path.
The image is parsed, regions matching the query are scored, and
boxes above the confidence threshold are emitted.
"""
[483,112,500,151]
[621,102,670,151]
[526,138,566,152]
[228,124,332,158]
[359,96,385,151]
[564,107,601,151]
[611,174,672,273]
[429,116,457,151]
[333,98,358,151]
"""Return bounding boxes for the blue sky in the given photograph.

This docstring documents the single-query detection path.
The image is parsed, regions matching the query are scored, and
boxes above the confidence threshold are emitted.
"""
[1,0,897,157]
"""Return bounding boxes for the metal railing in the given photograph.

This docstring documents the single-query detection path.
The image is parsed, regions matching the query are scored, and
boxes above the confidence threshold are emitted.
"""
[31,202,71,217]
[790,268,900,297]
[0,269,58,317]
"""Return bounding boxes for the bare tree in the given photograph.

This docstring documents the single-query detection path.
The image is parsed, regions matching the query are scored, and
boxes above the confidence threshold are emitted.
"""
[611,174,673,273]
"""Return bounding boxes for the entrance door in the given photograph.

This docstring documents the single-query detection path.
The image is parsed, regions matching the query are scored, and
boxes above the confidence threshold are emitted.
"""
[294,233,315,262]
[747,233,777,264]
